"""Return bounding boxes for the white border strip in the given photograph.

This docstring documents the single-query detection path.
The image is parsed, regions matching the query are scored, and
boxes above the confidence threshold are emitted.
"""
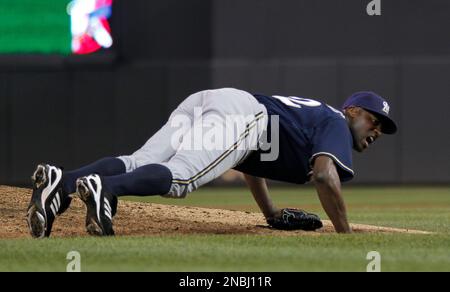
[310,152,355,175]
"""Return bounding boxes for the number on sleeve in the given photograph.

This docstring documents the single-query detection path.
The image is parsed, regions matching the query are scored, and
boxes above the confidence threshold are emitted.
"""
[272,95,322,108]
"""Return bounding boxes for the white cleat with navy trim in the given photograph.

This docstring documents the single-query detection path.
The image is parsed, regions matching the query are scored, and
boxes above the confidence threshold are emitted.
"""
[76,174,117,236]
[26,164,72,238]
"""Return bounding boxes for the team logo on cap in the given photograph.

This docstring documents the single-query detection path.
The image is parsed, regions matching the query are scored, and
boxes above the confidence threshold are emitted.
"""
[382,101,390,114]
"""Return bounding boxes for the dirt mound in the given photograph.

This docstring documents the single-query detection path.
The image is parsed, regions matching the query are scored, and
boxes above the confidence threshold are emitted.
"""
[0,185,430,239]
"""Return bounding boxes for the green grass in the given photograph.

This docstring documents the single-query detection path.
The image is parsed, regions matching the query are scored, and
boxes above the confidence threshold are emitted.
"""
[125,186,450,233]
[0,186,449,272]
[1,234,449,272]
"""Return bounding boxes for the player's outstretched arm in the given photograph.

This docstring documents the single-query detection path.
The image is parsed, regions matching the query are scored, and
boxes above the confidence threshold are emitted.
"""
[243,174,279,219]
[312,156,352,233]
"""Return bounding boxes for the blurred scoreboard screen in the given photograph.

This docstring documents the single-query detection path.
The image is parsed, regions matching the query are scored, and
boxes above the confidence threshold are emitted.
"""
[0,0,113,55]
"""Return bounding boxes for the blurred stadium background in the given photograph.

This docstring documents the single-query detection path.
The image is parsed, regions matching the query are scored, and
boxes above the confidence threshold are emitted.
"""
[0,0,449,187]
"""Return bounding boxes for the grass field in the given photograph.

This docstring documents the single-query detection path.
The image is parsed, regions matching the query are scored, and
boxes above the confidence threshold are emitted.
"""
[0,186,449,272]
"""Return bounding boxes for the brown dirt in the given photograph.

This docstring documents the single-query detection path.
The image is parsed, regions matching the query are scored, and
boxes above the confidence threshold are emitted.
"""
[0,185,430,239]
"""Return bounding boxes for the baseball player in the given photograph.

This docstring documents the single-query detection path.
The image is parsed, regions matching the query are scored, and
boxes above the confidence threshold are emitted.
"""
[26,88,397,237]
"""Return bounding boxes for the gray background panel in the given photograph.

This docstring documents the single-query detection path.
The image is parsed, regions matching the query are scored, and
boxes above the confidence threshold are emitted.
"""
[0,73,8,184]
[69,71,117,168]
[9,72,70,185]
[400,60,450,183]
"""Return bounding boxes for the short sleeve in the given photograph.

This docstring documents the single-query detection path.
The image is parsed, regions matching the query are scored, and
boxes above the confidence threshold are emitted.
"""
[310,118,354,182]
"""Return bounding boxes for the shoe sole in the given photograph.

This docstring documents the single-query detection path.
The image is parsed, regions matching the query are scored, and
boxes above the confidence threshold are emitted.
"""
[26,165,47,238]
[76,179,104,236]
[26,205,46,238]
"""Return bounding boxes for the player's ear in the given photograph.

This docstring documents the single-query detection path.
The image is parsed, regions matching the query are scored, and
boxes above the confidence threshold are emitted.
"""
[344,106,361,118]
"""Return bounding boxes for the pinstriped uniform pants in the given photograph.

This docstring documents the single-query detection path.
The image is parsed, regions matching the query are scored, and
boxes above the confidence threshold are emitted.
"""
[118,88,268,198]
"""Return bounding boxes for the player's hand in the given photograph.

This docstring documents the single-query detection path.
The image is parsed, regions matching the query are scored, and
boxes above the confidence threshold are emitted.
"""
[266,208,323,231]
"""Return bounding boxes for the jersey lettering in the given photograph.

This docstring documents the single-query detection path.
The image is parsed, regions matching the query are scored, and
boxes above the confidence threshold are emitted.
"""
[272,96,322,108]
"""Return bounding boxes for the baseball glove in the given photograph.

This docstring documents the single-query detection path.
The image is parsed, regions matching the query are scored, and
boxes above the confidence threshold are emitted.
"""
[266,208,323,231]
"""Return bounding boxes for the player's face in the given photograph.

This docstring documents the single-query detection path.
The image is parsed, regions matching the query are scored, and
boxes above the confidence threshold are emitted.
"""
[347,107,382,152]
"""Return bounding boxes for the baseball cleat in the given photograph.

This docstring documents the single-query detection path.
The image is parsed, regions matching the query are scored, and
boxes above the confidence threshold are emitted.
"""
[76,174,117,236]
[26,164,72,238]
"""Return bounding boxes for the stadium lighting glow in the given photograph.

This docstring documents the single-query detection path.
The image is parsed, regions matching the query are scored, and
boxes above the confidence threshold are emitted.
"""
[68,0,113,54]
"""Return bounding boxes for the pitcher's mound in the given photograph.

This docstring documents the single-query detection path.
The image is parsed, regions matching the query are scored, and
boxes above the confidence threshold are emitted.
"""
[0,185,430,239]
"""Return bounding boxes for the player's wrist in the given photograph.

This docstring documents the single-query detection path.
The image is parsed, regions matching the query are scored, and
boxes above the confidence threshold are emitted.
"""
[264,207,281,220]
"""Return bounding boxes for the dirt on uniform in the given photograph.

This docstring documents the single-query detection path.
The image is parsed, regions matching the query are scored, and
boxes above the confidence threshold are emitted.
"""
[0,185,430,239]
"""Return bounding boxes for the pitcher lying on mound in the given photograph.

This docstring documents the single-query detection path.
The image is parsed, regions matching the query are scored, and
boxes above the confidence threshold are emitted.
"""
[26,88,397,237]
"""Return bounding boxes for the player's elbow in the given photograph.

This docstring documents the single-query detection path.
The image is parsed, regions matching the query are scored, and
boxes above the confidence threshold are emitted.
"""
[312,156,340,186]
[312,171,333,185]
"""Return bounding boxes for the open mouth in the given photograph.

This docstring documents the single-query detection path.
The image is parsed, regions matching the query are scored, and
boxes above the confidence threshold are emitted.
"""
[363,136,375,148]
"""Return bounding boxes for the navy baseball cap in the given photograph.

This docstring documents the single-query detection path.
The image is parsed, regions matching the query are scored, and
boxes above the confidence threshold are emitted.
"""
[342,91,397,134]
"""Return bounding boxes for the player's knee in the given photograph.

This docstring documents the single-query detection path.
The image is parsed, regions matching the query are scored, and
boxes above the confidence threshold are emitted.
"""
[119,151,159,173]
[159,166,198,199]
[163,177,196,199]
[117,155,138,173]
[161,183,192,199]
